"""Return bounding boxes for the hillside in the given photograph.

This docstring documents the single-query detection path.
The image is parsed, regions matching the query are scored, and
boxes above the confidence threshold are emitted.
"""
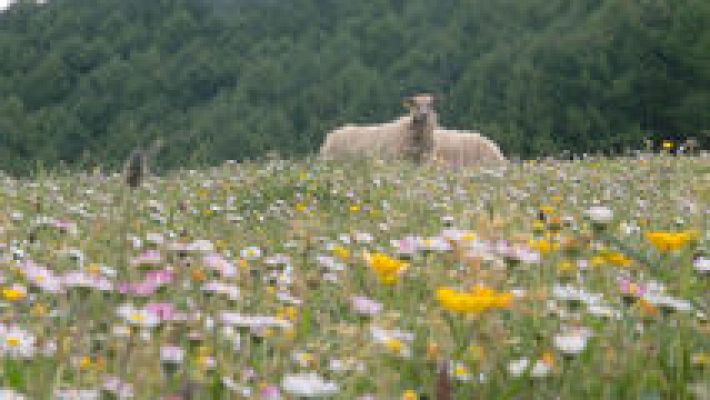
[0,0,709,173]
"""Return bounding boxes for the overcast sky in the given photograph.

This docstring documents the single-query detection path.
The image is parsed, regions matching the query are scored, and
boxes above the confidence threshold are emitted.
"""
[0,0,16,11]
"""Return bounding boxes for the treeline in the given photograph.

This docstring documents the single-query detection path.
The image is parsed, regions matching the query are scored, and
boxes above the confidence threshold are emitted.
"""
[0,0,708,174]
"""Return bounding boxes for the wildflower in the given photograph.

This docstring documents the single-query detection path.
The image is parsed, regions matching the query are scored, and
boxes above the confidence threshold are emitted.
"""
[350,296,383,317]
[600,250,633,268]
[280,372,339,398]
[0,388,26,399]
[528,239,559,255]
[391,236,419,257]
[203,253,237,278]
[241,246,262,260]
[0,327,36,359]
[645,231,696,253]
[365,252,409,285]
[2,285,27,301]
[118,305,161,329]
[585,206,613,225]
[102,376,134,399]
[129,250,162,267]
[402,390,418,400]
[332,246,350,261]
[160,346,185,365]
[662,140,674,150]
[54,389,100,400]
[260,384,282,400]
[385,338,403,354]
[452,361,472,382]
[553,328,592,356]
[436,285,513,314]
[508,358,530,377]
[693,257,709,273]
[691,353,710,367]
[370,326,414,358]
[292,351,316,368]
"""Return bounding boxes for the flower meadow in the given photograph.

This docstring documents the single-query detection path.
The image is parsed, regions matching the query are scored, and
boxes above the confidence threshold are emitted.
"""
[0,154,708,399]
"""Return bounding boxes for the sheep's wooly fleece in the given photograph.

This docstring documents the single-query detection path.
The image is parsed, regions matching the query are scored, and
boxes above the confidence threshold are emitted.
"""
[433,128,507,167]
[319,95,436,163]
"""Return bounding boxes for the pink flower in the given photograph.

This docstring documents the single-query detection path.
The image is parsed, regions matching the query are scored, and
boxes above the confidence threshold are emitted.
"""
[260,385,281,400]
[130,250,162,267]
[203,253,236,278]
[146,303,176,322]
[391,236,420,256]
[118,281,158,297]
[350,296,383,317]
[145,268,175,285]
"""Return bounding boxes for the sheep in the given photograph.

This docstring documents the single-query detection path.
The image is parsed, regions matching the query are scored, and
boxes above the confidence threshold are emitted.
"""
[432,128,507,168]
[319,94,437,164]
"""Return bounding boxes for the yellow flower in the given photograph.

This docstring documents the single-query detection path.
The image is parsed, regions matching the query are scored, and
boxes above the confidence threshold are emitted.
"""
[366,252,409,285]
[349,204,360,213]
[540,205,555,216]
[87,263,102,275]
[2,288,26,301]
[691,353,709,367]
[31,303,47,318]
[601,251,633,268]
[332,246,350,261]
[461,232,477,242]
[295,203,307,213]
[645,231,695,253]
[79,356,92,370]
[590,256,606,268]
[402,390,418,400]
[662,140,674,150]
[284,306,299,322]
[529,239,559,255]
[436,286,513,314]
[557,260,576,273]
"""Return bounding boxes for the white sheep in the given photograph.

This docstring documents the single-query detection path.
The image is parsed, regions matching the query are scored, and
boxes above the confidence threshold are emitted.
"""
[432,128,507,168]
[319,94,437,164]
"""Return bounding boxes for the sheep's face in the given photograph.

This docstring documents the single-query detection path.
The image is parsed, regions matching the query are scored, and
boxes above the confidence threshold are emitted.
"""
[405,94,436,126]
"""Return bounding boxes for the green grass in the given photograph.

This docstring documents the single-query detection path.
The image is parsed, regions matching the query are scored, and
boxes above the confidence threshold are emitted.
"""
[0,154,707,399]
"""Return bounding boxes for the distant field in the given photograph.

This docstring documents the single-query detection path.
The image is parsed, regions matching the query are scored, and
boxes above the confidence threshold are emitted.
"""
[0,155,708,399]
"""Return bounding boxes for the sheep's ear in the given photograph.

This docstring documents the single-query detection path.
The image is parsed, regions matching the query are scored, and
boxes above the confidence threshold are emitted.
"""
[402,98,413,109]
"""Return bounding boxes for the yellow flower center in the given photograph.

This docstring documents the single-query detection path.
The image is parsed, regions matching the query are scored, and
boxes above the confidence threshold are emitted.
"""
[386,338,403,353]
[6,336,20,348]
[129,312,146,323]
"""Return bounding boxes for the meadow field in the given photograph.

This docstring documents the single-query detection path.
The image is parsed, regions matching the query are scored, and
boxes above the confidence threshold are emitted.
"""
[0,154,708,399]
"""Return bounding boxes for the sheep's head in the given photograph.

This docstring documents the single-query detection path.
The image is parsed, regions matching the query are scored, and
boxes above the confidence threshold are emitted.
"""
[404,93,437,127]
[403,93,437,163]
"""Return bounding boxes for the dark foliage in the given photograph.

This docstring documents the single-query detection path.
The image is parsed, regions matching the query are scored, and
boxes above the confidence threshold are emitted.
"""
[0,0,708,174]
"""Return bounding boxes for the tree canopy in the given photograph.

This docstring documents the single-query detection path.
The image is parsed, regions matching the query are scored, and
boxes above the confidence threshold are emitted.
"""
[0,0,708,174]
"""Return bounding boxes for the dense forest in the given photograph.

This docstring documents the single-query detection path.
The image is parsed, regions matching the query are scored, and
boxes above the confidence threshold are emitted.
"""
[0,0,708,174]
